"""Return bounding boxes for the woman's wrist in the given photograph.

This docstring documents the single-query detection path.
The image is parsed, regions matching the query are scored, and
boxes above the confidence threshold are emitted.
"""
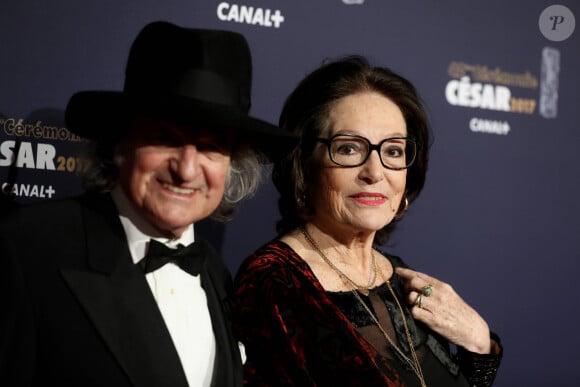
[457,332,503,387]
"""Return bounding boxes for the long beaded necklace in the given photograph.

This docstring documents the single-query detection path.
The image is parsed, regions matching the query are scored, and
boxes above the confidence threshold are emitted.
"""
[300,226,427,387]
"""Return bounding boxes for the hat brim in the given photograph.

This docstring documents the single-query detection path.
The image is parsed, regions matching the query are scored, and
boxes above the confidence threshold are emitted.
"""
[65,91,297,160]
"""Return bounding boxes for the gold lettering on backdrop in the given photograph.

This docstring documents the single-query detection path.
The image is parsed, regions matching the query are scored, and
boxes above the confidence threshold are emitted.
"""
[0,118,83,142]
[55,156,90,173]
[510,98,537,114]
[448,62,538,89]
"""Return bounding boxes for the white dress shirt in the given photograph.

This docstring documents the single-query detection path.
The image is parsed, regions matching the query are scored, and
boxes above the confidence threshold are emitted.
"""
[112,187,216,387]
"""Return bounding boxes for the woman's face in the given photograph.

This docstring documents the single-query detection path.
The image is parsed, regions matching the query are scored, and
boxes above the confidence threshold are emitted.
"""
[308,91,408,236]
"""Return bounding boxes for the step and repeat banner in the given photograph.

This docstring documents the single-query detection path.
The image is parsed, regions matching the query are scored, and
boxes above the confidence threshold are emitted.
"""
[1,1,578,385]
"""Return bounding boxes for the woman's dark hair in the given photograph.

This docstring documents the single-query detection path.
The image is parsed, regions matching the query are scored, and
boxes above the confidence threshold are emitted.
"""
[273,55,431,245]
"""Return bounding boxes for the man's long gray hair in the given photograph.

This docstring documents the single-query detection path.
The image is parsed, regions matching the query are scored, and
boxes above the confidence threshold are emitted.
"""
[79,140,263,221]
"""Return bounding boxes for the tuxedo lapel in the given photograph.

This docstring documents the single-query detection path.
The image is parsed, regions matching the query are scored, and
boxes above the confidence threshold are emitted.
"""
[61,194,188,387]
[198,238,243,387]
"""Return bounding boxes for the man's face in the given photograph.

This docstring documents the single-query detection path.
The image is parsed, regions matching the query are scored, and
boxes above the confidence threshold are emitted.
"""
[116,116,232,238]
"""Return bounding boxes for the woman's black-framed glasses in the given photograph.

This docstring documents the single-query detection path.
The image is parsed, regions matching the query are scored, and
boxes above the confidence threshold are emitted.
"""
[316,134,417,170]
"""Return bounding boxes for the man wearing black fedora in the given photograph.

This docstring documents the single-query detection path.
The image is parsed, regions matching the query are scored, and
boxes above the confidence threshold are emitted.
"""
[0,21,293,386]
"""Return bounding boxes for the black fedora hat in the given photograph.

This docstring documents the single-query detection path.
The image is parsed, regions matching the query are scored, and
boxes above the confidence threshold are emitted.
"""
[65,21,296,157]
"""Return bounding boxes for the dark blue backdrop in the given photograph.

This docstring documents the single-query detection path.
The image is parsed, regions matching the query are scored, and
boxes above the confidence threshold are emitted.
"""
[2,1,579,385]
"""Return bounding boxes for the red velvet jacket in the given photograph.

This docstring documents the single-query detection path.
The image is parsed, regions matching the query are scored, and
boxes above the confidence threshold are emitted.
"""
[231,240,407,386]
[230,240,501,386]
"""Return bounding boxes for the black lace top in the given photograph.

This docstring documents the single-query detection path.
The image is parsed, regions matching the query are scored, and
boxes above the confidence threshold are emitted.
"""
[327,269,501,387]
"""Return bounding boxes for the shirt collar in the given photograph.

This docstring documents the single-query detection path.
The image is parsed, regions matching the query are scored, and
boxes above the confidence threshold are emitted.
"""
[111,186,195,264]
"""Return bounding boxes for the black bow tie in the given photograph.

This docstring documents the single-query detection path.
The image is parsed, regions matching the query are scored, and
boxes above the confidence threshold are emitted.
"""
[139,239,205,276]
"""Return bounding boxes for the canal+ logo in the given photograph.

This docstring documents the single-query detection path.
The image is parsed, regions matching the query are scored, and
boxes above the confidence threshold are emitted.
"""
[217,2,285,28]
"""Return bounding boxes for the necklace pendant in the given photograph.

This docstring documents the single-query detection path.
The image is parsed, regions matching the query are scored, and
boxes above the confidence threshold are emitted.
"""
[357,287,369,296]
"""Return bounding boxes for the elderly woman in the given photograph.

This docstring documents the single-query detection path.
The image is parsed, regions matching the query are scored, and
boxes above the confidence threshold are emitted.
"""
[230,56,502,386]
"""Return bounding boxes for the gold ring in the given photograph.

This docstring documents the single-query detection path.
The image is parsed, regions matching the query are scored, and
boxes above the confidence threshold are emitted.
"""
[414,294,423,308]
[422,284,433,297]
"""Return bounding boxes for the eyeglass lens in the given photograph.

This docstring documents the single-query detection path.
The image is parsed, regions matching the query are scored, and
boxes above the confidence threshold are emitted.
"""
[329,136,415,169]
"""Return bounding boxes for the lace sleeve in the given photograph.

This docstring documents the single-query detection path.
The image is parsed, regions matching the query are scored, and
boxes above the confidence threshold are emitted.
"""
[456,332,503,387]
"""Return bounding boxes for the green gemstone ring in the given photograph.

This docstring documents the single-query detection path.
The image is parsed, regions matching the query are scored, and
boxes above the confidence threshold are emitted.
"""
[422,284,433,297]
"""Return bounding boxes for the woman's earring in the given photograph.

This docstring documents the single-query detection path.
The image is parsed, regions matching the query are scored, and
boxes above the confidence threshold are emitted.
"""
[396,197,409,217]
[297,191,307,208]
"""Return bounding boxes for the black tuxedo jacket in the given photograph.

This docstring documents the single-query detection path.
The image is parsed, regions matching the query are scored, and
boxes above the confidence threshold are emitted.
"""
[0,193,243,387]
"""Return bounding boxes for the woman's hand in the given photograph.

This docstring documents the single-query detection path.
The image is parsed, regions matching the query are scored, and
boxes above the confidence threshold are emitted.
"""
[395,267,491,354]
